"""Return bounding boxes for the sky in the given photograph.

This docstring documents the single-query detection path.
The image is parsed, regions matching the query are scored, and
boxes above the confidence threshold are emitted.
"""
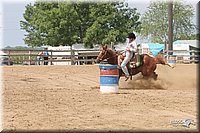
[0,0,199,48]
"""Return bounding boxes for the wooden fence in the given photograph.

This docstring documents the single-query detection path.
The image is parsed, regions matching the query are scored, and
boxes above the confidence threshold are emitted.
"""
[0,49,100,65]
[164,50,200,63]
[0,49,199,65]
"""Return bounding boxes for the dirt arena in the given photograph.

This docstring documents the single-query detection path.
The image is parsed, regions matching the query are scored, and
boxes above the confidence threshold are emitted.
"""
[1,64,199,131]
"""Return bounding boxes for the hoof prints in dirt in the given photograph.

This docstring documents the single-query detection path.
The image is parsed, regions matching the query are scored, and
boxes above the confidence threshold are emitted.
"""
[20,77,39,82]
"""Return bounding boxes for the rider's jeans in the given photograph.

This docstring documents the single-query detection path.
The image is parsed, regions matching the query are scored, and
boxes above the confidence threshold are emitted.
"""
[121,51,133,76]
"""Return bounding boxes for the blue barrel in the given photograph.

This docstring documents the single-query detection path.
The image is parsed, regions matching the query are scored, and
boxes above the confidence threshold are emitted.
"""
[167,55,176,67]
[99,64,119,93]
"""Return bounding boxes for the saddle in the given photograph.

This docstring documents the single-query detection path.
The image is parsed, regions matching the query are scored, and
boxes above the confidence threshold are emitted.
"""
[128,53,143,69]
[118,53,143,80]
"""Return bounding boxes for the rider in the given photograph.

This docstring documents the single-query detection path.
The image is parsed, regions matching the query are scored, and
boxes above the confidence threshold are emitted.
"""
[120,32,137,81]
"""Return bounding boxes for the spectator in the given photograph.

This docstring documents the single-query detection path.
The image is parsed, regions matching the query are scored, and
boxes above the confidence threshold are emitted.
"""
[37,51,43,65]
[43,48,49,65]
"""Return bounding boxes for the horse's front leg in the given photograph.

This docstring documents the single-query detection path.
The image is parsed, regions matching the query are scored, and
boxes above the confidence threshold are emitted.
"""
[118,69,122,80]
[130,69,133,80]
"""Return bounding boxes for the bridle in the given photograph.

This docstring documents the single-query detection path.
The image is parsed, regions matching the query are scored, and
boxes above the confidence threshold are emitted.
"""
[97,50,107,61]
[98,49,118,61]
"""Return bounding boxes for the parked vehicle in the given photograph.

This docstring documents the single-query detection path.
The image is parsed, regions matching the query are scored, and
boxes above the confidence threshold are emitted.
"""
[0,51,13,65]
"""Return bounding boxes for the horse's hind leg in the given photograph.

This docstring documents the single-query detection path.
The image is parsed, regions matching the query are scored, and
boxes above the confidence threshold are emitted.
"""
[152,72,158,80]
[142,69,157,80]
[141,69,148,79]
[142,76,149,80]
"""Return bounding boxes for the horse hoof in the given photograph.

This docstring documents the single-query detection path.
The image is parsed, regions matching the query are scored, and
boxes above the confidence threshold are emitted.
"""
[125,76,130,81]
[153,74,158,80]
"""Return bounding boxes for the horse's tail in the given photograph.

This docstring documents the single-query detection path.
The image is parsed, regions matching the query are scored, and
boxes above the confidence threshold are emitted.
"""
[154,55,165,64]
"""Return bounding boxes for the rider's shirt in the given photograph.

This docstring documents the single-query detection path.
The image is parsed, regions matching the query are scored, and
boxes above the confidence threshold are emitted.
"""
[126,40,137,53]
[122,40,137,57]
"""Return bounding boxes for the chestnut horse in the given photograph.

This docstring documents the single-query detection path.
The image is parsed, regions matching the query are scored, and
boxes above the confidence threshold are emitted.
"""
[96,45,172,80]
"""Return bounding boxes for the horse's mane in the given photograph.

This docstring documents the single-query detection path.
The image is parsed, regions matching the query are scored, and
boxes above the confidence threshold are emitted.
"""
[107,48,117,55]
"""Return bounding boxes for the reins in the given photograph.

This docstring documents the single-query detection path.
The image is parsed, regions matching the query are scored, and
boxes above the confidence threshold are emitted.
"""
[105,54,118,60]
[99,49,118,61]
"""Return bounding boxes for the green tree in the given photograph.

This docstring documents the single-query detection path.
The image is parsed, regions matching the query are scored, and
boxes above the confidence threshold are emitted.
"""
[20,1,141,48]
[83,2,141,47]
[140,0,195,43]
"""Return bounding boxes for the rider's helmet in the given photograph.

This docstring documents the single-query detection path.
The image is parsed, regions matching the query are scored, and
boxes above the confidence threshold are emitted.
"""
[127,32,136,39]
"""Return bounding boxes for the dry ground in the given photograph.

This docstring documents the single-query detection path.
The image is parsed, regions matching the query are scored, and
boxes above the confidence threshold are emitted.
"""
[1,64,198,131]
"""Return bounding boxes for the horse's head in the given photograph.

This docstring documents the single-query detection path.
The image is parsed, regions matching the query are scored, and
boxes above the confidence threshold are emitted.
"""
[96,44,112,63]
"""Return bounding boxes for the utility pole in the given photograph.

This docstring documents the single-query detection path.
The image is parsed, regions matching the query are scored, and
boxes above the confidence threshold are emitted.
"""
[168,0,173,55]
[198,2,200,41]
[0,12,2,47]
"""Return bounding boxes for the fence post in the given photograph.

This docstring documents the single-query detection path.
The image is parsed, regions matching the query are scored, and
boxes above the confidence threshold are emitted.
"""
[92,58,95,64]
[50,50,53,65]
[70,46,74,65]
[191,50,195,64]
[23,56,25,64]
[8,50,11,65]
[70,46,72,65]
[73,50,76,65]
[72,50,75,65]
[164,50,168,63]
[29,50,31,65]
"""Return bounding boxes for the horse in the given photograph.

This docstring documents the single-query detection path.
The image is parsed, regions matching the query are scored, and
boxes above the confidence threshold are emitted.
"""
[96,45,173,80]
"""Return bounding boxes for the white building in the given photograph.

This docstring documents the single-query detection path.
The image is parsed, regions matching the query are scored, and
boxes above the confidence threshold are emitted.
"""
[173,40,199,62]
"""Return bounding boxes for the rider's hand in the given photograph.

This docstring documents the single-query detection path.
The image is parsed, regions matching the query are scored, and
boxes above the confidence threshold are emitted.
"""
[120,51,124,54]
